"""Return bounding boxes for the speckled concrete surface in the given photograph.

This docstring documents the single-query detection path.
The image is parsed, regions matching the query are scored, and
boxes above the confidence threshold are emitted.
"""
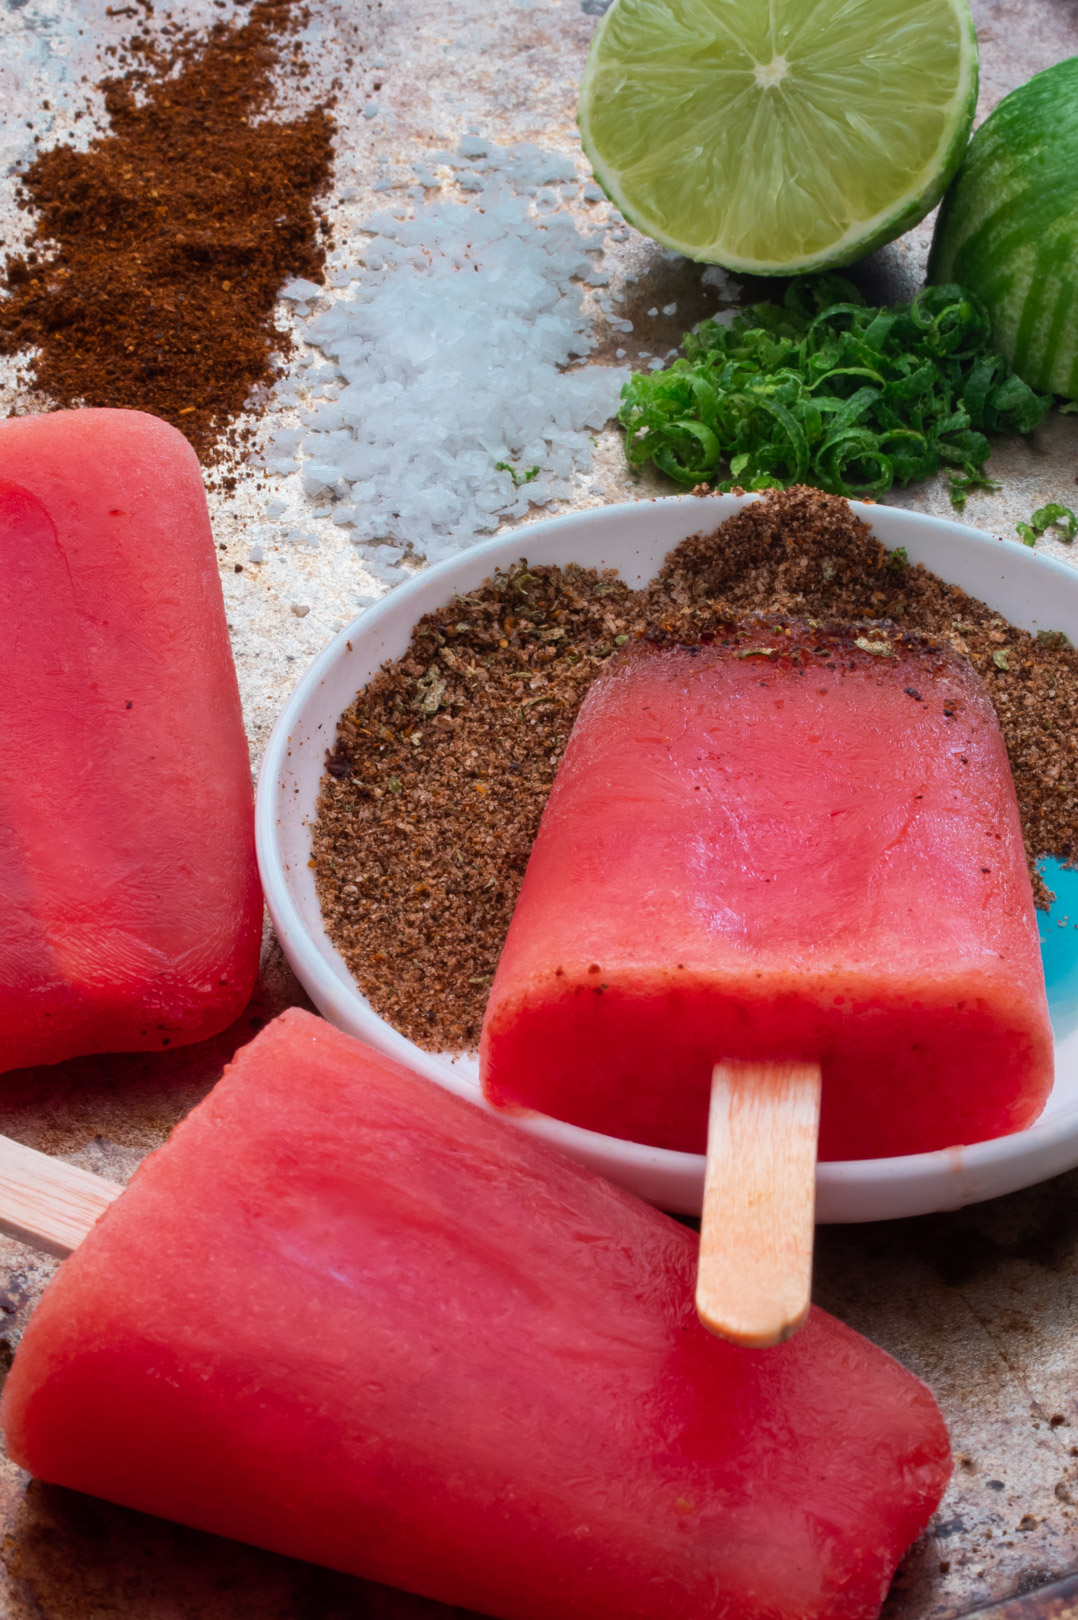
[2,0,1078,1614]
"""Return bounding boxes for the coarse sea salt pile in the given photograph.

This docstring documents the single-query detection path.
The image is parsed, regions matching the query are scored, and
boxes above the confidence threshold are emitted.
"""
[265,138,630,570]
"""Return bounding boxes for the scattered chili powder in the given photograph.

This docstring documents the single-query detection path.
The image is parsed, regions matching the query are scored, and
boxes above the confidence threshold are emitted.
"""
[0,0,333,461]
[313,486,1078,1052]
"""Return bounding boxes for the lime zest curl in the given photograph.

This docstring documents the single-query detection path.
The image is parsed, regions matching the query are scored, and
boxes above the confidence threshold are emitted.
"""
[617,275,1050,507]
[1017,504,1078,547]
[496,462,541,489]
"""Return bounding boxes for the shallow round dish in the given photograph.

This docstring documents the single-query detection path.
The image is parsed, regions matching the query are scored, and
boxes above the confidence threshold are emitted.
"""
[256,494,1078,1221]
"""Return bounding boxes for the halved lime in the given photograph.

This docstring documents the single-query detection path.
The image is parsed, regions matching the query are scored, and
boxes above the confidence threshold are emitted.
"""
[578,0,978,273]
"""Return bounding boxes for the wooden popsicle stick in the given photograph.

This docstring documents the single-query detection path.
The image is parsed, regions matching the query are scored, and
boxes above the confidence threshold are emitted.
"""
[0,1135,122,1259]
[696,1060,823,1349]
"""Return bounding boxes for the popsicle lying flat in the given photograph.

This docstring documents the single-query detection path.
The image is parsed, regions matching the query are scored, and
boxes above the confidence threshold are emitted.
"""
[0,408,262,1072]
[480,622,1054,1339]
[1,1009,950,1620]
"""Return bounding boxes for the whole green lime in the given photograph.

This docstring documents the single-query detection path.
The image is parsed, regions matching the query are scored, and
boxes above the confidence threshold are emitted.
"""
[578,0,978,274]
[930,58,1078,398]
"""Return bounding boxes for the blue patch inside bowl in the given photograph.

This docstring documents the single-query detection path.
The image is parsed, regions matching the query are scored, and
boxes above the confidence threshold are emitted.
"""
[1038,857,1078,1039]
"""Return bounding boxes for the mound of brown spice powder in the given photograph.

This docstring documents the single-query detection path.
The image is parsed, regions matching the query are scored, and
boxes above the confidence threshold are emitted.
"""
[0,0,333,462]
[313,486,1078,1052]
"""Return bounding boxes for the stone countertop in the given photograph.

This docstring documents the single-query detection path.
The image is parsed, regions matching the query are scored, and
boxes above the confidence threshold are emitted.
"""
[2,0,1078,1614]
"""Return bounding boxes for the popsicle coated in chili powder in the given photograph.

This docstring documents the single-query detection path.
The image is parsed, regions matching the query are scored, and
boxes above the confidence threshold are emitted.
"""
[0,0,332,462]
[0,408,262,1073]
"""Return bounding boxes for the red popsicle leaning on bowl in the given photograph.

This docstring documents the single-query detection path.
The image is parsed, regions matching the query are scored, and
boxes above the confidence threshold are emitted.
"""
[480,621,1054,1341]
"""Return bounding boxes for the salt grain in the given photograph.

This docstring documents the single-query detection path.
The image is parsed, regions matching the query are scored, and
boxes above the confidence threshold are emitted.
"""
[302,461,342,496]
[701,264,739,296]
[281,278,323,302]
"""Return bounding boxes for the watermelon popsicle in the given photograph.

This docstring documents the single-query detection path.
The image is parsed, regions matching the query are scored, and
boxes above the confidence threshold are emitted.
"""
[0,407,262,1071]
[480,621,1054,1342]
[0,1008,951,1620]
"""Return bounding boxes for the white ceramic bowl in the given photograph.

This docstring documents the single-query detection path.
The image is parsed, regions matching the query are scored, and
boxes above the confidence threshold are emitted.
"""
[256,494,1078,1221]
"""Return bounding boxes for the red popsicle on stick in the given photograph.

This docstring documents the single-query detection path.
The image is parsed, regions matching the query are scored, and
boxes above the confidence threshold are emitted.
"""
[481,622,1053,1344]
[0,408,262,1072]
[0,1010,950,1620]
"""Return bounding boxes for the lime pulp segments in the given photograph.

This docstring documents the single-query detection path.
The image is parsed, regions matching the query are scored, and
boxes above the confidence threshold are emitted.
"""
[929,57,1078,399]
[578,0,979,273]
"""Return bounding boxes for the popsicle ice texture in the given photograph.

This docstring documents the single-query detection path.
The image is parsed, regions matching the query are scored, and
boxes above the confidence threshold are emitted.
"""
[0,408,261,1071]
[480,622,1054,1160]
[1,1008,950,1620]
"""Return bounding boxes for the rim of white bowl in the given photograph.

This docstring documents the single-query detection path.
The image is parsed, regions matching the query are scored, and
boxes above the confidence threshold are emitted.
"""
[256,493,1078,1222]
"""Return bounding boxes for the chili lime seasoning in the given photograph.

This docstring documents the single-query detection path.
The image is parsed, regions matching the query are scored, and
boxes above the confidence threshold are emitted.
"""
[313,487,1078,1053]
[0,0,333,461]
